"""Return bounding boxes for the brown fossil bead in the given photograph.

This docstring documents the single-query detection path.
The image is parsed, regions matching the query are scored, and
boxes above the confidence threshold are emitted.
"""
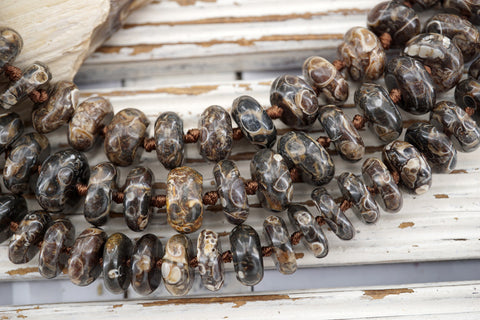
[0,194,28,244]
[469,57,480,80]
[131,234,163,295]
[455,79,480,126]
[0,112,23,154]
[197,229,224,291]
[161,234,195,296]
[443,0,480,25]
[103,233,133,294]
[154,112,184,170]
[263,215,297,275]
[405,0,440,10]
[230,224,263,286]
[199,105,233,162]
[0,26,23,67]
[123,167,154,232]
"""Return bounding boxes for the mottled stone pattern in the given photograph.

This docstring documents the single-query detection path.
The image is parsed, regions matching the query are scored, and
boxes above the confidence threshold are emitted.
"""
[311,187,354,240]
[0,194,28,244]
[250,149,293,212]
[68,227,107,286]
[302,56,349,105]
[103,233,133,294]
[161,234,195,296]
[0,27,23,68]
[38,219,75,279]
[455,79,480,126]
[337,172,380,224]
[197,230,225,291]
[32,81,79,133]
[270,75,319,128]
[154,112,184,169]
[123,167,154,232]
[405,122,457,173]
[0,112,23,154]
[9,211,52,264]
[231,95,277,148]
[167,166,203,233]
[230,224,264,286]
[36,149,90,212]
[403,33,463,92]
[443,0,480,25]
[469,57,480,80]
[382,140,432,194]
[362,158,403,213]
[131,234,163,296]
[318,105,365,162]
[338,27,386,81]
[199,105,233,162]
[68,96,114,151]
[263,215,297,274]
[287,204,328,258]
[354,83,403,143]
[277,131,334,186]
[213,160,249,225]
[385,56,436,115]
[104,108,150,167]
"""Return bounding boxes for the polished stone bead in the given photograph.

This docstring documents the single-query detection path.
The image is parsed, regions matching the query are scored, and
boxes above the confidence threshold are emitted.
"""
[199,105,233,162]
[287,204,328,258]
[104,108,150,167]
[337,172,379,224]
[103,233,133,294]
[0,112,23,154]
[469,57,480,80]
[84,162,118,227]
[250,149,293,212]
[32,81,79,133]
[406,0,439,9]
[302,56,349,105]
[230,224,263,286]
[167,166,203,233]
[213,160,249,225]
[443,0,480,25]
[231,95,277,148]
[161,234,195,296]
[338,27,386,81]
[354,83,403,143]
[385,56,436,115]
[0,27,23,67]
[3,133,50,194]
[430,101,480,153]
[68,227,107,286]
[68,95,114,151]
[405,122,457,173]
[263,215,297,274]
[277,131,334,186]
[123,167,154,232]
[270,75,319,129]
[131,234,163,296]
[38,219,75,279]
[403,33,463,92]
[197,229,225,291]
[318,105,365,162]
[362,158,403,213]
[0,194,28,244]
[154,112,184,169]
[382,140,432,194]
[311,187,354,240]
[9,211,51,264]
[455,79,480,126]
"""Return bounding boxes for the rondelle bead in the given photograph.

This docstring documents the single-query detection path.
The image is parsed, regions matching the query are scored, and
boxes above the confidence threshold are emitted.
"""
[154,112,184,169]
[123,167,154,232]
[197,229,225,291]
[68,227,107,286]
[38,219,75,279]
[161,234,195,296]
[354,83,403,143]
[199,105,233,162]
[270,75,319,129]
[361,158,403,213]
[231,95,277,148]
[35,149,90,212]
[9,211,52,264]
[0,194,28,244]
[0,112,23,154]
[405,122,457,173]
[131,234,163,296]
[103,233,133,294]
[32,81,79,134]
[263,215,297,275]
[167,166,203,234]
[277,131,335,186]
[382,140,432,194]
[403,33,463,92]
[311,187,355,240]
[68,96,114,151]
[318,105,365,162]
[384,56,436,115]
[213,160,249,225]
[0,27,23,67]
[250,149,293,212]
[455,79,480,125]
[230,224,263,286]
[84,162,118,227]
[3,133,50,194]
[442,0,480,25]
[104,108,150,167]
[469,57,480,80]
[338,26,386,81]
[287,204,328,258]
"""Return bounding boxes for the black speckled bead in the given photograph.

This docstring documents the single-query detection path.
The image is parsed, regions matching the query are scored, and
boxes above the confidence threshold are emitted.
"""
[199,105,233,162]
[230,224,263,286]
[154,112,184,169]
[443,0,480,25]
[131,234,163,296]
[469,57,480,80]
[455,79,480,126]
[0,27,23,68]
[103,233,133,294]
[0,194,28,244]
[231,95,277,148]
[161,234,195,296]
[123,167,154,232]
[0,112,23,154]
[263,215,297,274]
[197,229,224,291]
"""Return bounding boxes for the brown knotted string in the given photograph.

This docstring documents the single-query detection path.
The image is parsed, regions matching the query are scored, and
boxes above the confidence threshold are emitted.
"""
[352,114,367,130]
[332,59,346,71]
[2,63,49,104]
[379,32,392,50]
[389,88,402,104]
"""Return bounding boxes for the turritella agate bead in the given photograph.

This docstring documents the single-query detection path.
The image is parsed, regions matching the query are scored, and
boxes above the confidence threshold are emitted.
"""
[0,112,23,154]
[154,112,184,169]
[0,194,28,244]
[470,58,480,80]
[103,233,133,294]
[197,230,224,291]
[455,79,480,126]
[199,105,233,162]
[263,215,297,274]
[123,167,154,232]
[406,0,439,9]
[443,0,480,25]
[230,224,263,286]
[131,234,163,295]
[161,234,195,296]
[0,27,23,67]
